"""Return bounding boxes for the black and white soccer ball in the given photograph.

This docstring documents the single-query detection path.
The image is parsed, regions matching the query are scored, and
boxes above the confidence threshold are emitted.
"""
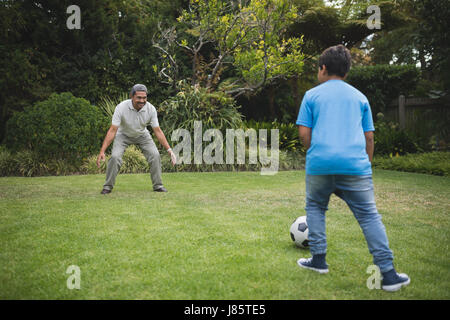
[290,216,309,248]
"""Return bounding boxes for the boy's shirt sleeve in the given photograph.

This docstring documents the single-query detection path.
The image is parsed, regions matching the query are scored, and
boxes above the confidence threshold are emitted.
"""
[296,92,313,128]
[362,101,375,132]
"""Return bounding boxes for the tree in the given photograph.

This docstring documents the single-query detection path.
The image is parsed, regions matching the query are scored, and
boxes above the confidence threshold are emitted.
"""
[367,0,450,90]
[152,0,305,98]
[0,0,187,143]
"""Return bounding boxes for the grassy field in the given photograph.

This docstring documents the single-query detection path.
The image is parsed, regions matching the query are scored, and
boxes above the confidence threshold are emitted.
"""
[0,170,449,300]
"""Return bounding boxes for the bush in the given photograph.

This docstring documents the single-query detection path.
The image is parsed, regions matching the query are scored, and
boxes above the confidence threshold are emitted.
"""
[346,65,420,115]
[159,81,243,136]
[0,145,80,177]
[81,146,305,174]
[0,146,15,176]
[373,152,450,176]
[81,145,149,175]
[243,120,305,153]
[13,150,48,177]
[373,119,421,156]
[5,92,109,165]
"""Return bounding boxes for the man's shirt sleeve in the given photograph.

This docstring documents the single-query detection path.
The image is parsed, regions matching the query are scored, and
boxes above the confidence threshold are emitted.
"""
[149,106,160,128]
[112,105,121,127]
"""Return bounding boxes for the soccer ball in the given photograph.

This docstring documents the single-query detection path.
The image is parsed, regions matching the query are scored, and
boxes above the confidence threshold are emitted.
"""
[290,216,309,248]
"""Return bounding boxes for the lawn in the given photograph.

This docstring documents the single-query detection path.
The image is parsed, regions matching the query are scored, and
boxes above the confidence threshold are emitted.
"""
[0,170,449,300]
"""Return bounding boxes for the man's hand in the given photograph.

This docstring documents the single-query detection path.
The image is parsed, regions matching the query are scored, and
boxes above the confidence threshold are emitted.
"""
[97,152,106,168]
[168,149,176,166]
[97,125,118,168]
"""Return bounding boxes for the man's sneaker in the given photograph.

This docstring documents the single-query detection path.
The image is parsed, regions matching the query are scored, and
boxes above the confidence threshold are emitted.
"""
[154,187,168,192]
[297,257,329,274]
[382,269,410,292]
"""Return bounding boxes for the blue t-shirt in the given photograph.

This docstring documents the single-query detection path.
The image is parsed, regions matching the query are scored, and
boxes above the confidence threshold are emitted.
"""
[296,80,375,175]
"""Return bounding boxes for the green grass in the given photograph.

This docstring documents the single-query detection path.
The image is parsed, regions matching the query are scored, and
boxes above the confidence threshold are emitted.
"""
[0,170,449,299]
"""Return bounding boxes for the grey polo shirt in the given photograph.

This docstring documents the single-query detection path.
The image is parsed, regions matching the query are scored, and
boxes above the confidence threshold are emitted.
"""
[112,99,159,138]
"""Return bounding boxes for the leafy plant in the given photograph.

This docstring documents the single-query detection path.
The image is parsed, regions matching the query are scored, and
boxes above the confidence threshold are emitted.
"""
[243,120,305,153]
[154,0,304,97]
[373,152,450,176]
[159,80,243,135]
[5,92,110,165]
[98,92,130,118]
[373,119,420,156]
[0,146,15,176]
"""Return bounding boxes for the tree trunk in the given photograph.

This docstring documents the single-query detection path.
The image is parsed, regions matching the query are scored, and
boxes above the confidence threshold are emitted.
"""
[290,76,300,112]
[268,86,276,119]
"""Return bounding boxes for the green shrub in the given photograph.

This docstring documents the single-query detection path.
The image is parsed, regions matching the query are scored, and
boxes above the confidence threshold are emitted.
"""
[243,120,305,153]
[347,65,420,115]
[373,152,450,176]
[374,119,421,156]
[82,146,305,174]
[0,146,15,176]
[159,81,243,136]
[45,159,78,176]
[98,92,129,118]
[81,145,149,175]
[5,92,109,165]
[13,150,48,177]
[119,145,149,174]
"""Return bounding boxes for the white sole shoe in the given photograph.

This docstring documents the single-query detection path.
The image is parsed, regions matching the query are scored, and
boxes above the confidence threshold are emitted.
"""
[297,258,329,274]
[382,273,411,292]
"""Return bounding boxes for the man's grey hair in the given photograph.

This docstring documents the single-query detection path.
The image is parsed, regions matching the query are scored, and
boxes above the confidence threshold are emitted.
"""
[130,84,148,97]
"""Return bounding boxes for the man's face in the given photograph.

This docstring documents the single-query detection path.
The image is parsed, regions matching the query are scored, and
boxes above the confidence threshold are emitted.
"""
[132,91,147,109]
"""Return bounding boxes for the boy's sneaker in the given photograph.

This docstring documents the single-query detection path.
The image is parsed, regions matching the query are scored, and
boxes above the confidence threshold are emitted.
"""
[381,269,410,292]
[297,255,329,274]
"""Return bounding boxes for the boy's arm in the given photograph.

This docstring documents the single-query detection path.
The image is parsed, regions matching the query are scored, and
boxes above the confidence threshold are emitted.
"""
[364,131,374,163]
[298,125,311,150]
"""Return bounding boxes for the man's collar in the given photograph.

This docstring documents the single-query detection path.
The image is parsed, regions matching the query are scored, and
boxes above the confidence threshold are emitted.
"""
[128,100,147,112]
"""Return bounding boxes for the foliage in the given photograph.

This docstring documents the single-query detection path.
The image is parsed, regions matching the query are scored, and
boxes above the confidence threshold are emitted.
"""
[154,0,305,97]
[373,119,420,156]
[0,0,187,142]
[159,80,243,135]
[346,64,420,116]
[368,0,450,90]
[98,92,130,118]
[373,152,450,177]
[243,120,304,153]
[0,146,15,176]
[80,146,305,175]
[82,145,149,175]
[5,92,109,164]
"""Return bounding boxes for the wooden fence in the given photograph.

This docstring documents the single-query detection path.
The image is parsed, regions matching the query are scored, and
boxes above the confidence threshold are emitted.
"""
[384,95,450,148]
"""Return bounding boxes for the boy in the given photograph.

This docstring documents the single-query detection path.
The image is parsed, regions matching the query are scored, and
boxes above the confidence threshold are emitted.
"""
[296,45,410,292]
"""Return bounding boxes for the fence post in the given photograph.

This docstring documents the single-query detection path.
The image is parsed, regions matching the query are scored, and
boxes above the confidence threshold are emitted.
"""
[398,95,406,130]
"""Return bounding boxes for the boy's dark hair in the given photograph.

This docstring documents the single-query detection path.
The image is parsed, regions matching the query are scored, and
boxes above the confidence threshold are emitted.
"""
[318,45,352,77]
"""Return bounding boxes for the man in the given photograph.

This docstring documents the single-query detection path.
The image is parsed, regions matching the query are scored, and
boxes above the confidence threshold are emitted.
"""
[97,84,176,193]
[295,45,410,292]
